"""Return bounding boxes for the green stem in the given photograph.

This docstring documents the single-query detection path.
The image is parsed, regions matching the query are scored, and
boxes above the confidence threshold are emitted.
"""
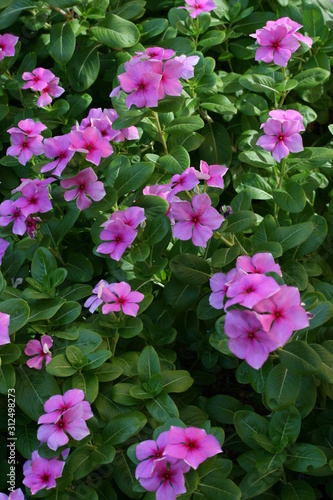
[112,329,119,356]
[214,233,234,247]
[152,111,168,155]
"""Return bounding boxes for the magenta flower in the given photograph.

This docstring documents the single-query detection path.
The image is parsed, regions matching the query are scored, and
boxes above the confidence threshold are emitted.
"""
[0,238,9,266]
[225,309,280,369]
[37,77,64,107]
[275,17,313,47]
[134,47,175,62]
[174,55,200,79]
[225,273,280,310]
[165,426,222,469]
[103,206,146,229]
[97,218,138,261]
[101,109,139,142]
[0,33,19,61]
[209,269,237,310]
[167,167,199,201]
[257,117,304,162]
[267,109,305,131]
[180,0,216,18]
[0,311,10,346]
[195,160,228,188]
[0,488,24,500]
[60,167,106,210]
[6,132,44,165]
[117,60,162,109]
[136,431,172,479]
[156,59,184,100]
[23,451,65,495]
[172,193,224,247]
[26,215,41,238]
[42,134,75,176]
[138,459,189,500]
[8,118,47,137]
[252,24,300,66]
[143,183,171,201]
[22,67,55,91]
[0,200,27,235]
[37,403,90,450]
[25,335,53,370]
[236,253,282,276]
[14,178,53,216]
[69,127,113,165]
[39,389,93,424]
[254,285,309,345]
[84,279,111,313]
[101,281,144,317]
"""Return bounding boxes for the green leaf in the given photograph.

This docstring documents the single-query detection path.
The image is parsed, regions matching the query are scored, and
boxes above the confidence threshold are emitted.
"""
[169,253,210,285]
[234,173,273,200]
[295,375,317,419]
[239,74,280,98]
[0,0,35,29]
[65,253,94,282]
[68,44,100,92]
[15,366,60,421]
[309,344,333,383]
[272,182,306,213]
[66,446,95,480]
[198,475,241,500]
[159,146,190,174]
[114,161,154,196]
[0,344,21,364]
[223,210,257,233]
[161,370,193,393]
[294,68,330,93]
[307,302,333,330]
[234,411,269,450]
[91,14,140,48]
[198,30,226,50]
[146,392,179,422]
[83,350,112,371]
[51,301,81,326]
[269,406,301,447]
[239,150,276,169]
[202,94,237,115]
[236,93,268,116]
[280,261,308,291]
[281,480,316,500]
[0,365,15,395]
[212,244,240,268]
[206,395,243,424]
[303,6,325,37]
[0,299,29,334]
[144,216,170,245]
[102,411,147,445]
[28,298,65,322]
[137,346,161,383]
[165,115,204,135]
[49,22,75,64]
[199,122,232,165]
[31,248,57,284]
[295,215,328,256]
[279,342,321,375]
[239,469,281,499]
[271,223,313,251]
[46,354,77,377]
[118,316,143,339]
[72,371,99,403]
[265,365,301,411]
[94,363,123,382]
[285,443,327,472]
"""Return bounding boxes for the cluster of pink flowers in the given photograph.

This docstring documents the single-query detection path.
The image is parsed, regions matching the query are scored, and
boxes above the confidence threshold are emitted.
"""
[24,335,53,369]
[85,280,144,317]
[179,0,216,18]
[23,389,93,495]
[251,17,312,67]
[257,109,304,162]
[143,162,227,247]
[97,206,146,261]
[0,33,19,61]
[210,253,310,369]
[136,426,222,499]
[22,67,64,107]
[111,47,199,109]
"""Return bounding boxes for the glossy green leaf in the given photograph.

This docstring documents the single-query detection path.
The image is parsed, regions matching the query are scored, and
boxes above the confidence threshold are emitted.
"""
[49,22,75,63]
[91,14,140,48]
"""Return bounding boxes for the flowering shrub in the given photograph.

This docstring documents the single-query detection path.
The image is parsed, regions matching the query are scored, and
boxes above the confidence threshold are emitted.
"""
[0,0,332,499]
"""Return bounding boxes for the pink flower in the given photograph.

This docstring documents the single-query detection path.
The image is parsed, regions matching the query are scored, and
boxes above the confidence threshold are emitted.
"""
[97,218,138,261]
[69,127,113,165]
[117,60,162,109]
[23,451,65,495]
[7,118,46,166]
[101,281,144,317]
[0,34,19,61]
[254,285,309,345]
[180,0,216,18]
[224,309,280,369]
[267,109,305,131]
[37,404,90,451]
[26,215,41,238]
[236,253,282,276]
[165,426,222,469]
[168,167,199,201]
[209,269,237,310]
[38,389,93,424]
[134,47,175,62]
[8,118,47,137]
[174,55,200,79]
[0,200,27,235]
[103,206,146,229]
[84,279,111,313]
[257,116,304,162]
[138,459,189,500]
[14,178,54,216]
[136,431,172,479]
[42,134,74,176]
[60,167,106,210]
[22,67,55,91]
[156,58,184,100]
[0,238,9,265]
[143,183,171,201]
[195,160,228,188]
[37,77,64,107]
[101,109,139,142]
[0,311,10,346]
[0,488,24,500]
[171,193,224,247]
[225,273,281,310]
[25,335,53,370]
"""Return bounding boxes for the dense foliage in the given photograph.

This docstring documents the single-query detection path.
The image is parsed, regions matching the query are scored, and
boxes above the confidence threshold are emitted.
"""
[0,0,333,498]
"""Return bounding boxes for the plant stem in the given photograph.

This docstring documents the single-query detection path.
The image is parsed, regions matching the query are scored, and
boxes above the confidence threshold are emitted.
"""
[152,111,168,155]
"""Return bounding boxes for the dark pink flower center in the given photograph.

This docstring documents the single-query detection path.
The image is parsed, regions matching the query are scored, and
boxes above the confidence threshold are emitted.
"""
[22,141,28,148]
[42,473,50,482]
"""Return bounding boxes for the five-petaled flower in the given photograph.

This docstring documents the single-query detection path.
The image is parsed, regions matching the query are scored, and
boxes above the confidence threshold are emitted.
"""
[0,33,19,61]
[101,281,144,317]
[25,335,53,370]
[180,0,216,18]
[23,451,65,495]
[60,167,106,210]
